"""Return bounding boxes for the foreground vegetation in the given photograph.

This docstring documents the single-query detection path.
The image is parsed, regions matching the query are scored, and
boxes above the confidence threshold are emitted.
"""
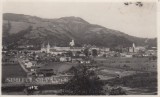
[105,72,157,94]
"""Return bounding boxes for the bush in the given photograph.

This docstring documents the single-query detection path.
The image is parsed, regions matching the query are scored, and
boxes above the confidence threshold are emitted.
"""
[60,66,105,95]
[109,87,126,95]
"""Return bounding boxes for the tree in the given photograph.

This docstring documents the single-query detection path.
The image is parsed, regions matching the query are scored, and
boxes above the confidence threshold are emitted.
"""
[75,51,81,56]
[61,66,105,95]
[92,49,98,57]
[109,87,126,95]
[66,51,73,57]
[103,54,106,58]
[84,48,89,57]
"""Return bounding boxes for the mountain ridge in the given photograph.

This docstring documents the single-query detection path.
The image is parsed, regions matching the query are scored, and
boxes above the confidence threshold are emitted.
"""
[3,13,157,49]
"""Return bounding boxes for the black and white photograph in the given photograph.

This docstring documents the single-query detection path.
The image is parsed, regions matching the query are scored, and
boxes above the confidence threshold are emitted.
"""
[1,0,158,95]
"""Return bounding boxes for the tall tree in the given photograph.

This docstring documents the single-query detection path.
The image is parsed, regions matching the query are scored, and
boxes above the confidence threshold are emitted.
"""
[84,48,89,57]
[92,49,98,57]
[61,66,105,95]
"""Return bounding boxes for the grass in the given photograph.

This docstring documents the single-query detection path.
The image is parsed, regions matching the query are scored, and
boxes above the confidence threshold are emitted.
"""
[2,63,27,83]
[105,72,157,94]
[2,57,157,95]
[94,57,157,72]
[39,62,78,73]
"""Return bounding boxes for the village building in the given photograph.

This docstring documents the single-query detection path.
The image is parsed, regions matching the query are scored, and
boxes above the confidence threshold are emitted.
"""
[40,40,83,54]
[129,43,146,53]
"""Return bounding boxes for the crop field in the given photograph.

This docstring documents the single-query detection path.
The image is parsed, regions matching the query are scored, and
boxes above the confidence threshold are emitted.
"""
[93,57,157,95]
[98,67,138,76]
[94,57,157,72]
[93,57,157,81]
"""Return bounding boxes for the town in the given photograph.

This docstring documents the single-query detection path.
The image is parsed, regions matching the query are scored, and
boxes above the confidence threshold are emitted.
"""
[2,39,157,95]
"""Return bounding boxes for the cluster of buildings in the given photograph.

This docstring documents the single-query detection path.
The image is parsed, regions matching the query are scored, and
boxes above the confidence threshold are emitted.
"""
[126,43,157,57]
[101,43,157,58]
[2,39,157,89]
[2,39,157,66]
[39,39,157,58]
[40,39,110,57]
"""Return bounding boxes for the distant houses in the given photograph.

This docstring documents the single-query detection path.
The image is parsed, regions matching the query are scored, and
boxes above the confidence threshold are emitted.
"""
[16,41,157,58]
[2,39,157,67]
[40,40,82,55]
[129,43,146,53]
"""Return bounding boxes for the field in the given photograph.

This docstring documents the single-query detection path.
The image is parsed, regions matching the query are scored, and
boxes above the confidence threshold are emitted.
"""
[94,57,157,72]
[2,57,157,95]
[93,57,157,95]
[96,67,139,80]
[39,62,78,73]
[2,64,27,83]
[105,72,157,95]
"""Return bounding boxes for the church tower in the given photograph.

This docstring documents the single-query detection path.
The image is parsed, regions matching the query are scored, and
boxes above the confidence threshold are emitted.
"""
[69,39,75,47]
[46,42,50,53]
[132,43,136,52]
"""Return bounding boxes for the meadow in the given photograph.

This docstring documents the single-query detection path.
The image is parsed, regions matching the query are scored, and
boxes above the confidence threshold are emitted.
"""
[2,64,27,83]
[94,57,157,72]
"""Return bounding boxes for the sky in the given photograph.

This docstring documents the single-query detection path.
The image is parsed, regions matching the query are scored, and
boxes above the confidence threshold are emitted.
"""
[2,0,157,38]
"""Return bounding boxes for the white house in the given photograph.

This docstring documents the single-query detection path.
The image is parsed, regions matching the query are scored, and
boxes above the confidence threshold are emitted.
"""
[25,62,33,68]
[60,57,67,62]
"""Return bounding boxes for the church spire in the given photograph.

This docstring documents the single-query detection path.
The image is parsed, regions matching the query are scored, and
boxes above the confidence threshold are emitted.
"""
[46,42,50,53]
[69,39,75,47]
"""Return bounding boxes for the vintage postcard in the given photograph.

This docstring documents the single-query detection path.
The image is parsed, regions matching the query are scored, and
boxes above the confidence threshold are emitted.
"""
[1,0,158,96]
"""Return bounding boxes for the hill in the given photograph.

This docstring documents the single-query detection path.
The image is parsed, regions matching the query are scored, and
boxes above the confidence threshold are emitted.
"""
[3,13,157,49]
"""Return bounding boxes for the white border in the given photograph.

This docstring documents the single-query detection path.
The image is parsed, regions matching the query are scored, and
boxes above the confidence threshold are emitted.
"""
[0,0,159,97]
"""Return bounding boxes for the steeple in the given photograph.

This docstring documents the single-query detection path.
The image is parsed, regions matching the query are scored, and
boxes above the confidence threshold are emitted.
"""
[46,42,50,53]
[132,43,135,48]
[132,43,135,53]
[69,39,75,47]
